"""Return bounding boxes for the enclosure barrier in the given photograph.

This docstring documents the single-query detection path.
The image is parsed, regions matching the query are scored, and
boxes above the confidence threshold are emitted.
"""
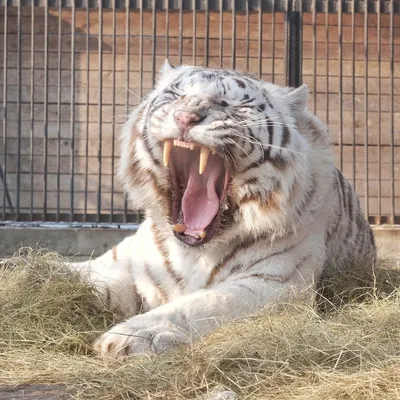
[0,0,399,227]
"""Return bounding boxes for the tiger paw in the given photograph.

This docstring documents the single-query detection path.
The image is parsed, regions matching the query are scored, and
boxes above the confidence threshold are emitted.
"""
[94,316,190,358]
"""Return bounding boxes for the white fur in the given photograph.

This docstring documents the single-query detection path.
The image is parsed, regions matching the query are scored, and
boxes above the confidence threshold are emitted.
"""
[69,65,376,358]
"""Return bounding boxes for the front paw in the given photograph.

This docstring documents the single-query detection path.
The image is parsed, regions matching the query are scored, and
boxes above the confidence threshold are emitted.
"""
[94,316,190,358]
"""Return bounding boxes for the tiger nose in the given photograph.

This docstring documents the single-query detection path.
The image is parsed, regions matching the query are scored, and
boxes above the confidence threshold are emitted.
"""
[174,110,202,133]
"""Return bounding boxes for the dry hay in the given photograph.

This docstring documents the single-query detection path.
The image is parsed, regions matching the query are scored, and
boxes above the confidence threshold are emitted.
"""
[1,247,400,399]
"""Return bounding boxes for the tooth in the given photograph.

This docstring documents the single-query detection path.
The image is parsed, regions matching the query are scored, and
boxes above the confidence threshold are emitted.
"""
[199,231,206,239]
[172,224,186,233]
[199,146,210,174]
[163,140,174,167]
[211,147,216,155]
[190,143,195,150]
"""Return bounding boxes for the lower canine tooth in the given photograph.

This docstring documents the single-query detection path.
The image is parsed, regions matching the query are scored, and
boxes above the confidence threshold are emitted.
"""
[199,231,206,239]
[172,224,186,233]
[163,140,173,167]
[199,146,211,174]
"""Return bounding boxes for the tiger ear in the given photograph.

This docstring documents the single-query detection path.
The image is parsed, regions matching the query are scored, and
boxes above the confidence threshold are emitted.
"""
[160,59,175,78]
[286,84,308,117]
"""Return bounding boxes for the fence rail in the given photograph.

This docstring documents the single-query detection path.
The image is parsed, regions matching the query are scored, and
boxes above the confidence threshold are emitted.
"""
[0,0,399,13]
[1,0,399,226]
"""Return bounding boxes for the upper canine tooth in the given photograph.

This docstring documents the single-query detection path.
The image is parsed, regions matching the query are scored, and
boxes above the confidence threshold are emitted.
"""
[190,143,195,150]
[211,147,216,155]
[163,140,173,167]
[199,146,210,175]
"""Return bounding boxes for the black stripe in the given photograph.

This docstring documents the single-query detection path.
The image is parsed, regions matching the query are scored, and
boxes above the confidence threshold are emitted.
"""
[337,170,347,211]
[346,182,353,221]
[344,184,355,242]
[234,282,257,295]
[281,125,291,148]
[369,229,376,249]
[352,213,366,253]
[295,175,317,217]
[244,242,298,272]
[262,89,273,108]
[234,78,246,88]
[242,118,274,172]
[326,176,344,243]
[246,273,292,284]
[336,170,345,216]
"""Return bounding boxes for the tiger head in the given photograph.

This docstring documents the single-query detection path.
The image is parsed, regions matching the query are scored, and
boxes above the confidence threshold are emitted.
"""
[119,61,333,247]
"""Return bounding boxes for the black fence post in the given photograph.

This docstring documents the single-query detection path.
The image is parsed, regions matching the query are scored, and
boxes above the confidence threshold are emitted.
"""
[286,0,303,87]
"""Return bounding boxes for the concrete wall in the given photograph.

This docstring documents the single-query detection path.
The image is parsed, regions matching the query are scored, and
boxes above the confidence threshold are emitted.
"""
[1,225,398,263]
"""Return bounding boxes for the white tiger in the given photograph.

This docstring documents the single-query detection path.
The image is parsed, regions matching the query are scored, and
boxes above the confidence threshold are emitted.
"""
[71,61,376,358]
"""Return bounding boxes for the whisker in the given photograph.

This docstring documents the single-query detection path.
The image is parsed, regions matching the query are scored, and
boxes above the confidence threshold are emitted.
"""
[223,129,306,157]
[124,86,145,102]
[238,119,298,130]
[226,138,259,165]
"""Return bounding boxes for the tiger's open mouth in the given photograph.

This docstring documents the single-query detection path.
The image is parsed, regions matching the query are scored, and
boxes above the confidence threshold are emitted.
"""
[163,139,230,246]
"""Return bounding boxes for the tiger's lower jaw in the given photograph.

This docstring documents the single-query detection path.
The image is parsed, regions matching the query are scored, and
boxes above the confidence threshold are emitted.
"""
[171,205,225,246]
[170,179,231,247]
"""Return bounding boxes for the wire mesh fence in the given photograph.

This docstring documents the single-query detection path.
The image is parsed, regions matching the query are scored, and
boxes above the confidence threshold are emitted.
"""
[0,0,399,226]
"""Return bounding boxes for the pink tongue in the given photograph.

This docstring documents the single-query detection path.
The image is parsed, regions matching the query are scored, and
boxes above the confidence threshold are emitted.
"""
[182,155,223,235]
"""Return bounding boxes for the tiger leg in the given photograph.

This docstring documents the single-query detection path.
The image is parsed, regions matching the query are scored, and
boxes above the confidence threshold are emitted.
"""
[68,235,140,317]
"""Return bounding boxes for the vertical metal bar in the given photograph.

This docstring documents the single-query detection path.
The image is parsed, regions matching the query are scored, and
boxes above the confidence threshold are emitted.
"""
[219,0,223,68]
[287,2,302,87]
[124,0,130,222]
[192,0,196,65]
[324,0,329,125]
[139,0,143,99]
[363,0,369,218]
[84,0,90,222]
[299,0,303,86]
[351,0,356,186]
[16,0,21,219]
[338,0,343,171]
[137,0,144,223]
[312,0,316,113]
[258,0,263,78]
[179,0,183,65]
[110,0,117,222]
[165,0,169,58]
[56,3,62,222]
[151,0,157,87]
[389,0,395,223]
[205,0,209,67]
[30,0,35,220]
[2,0,8,218]
[245,0,249,71]
[43,1,49,220]
[70,2,76,222]
[284,0,289,85]
[231,0,236,69]
[271,0,276,82]
[377,1,382,224]
[97,0,103,222]
[0,166,13,216]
